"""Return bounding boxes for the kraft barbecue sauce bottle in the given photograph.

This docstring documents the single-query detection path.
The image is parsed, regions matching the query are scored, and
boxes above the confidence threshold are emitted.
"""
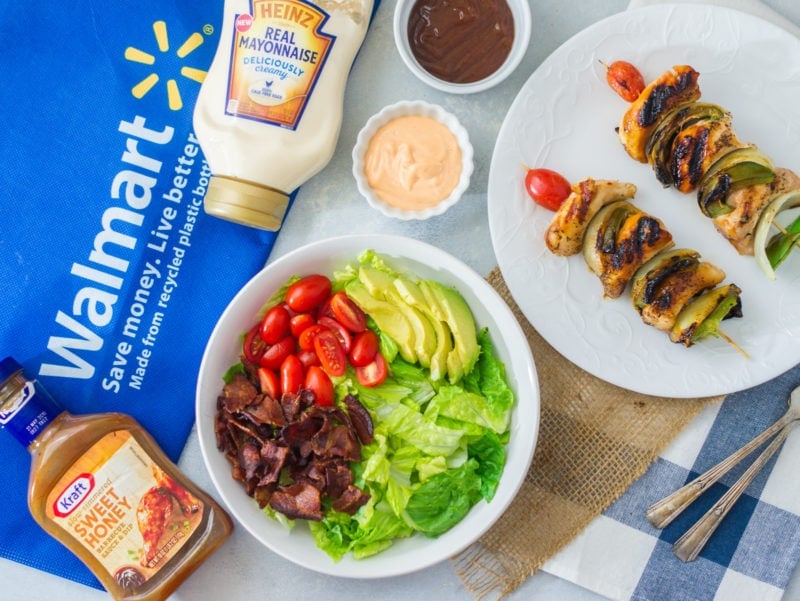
[0,357,233,601]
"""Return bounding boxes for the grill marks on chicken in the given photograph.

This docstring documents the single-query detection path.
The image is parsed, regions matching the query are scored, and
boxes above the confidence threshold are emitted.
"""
[619,65,701,163]
[545,179,638,256]
[215,370,373,521]
[582,201,674,299]
[714,167,800,255]
[669,116,743,193]
[545,178,743,346]
[617,64,800,260]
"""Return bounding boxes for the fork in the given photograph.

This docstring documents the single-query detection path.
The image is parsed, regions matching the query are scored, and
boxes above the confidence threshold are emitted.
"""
[646,384,800,561]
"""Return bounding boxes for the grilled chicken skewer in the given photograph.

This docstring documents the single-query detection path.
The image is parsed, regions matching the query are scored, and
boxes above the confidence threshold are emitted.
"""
[615,64,800,277]
[545,178,744,349]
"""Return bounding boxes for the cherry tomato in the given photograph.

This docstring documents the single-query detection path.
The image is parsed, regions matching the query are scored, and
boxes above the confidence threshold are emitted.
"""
[243,323,267,363]
[304,365,334,407]
[313,328,347,377]
[289,313,316,338]
[257,367,281,399]
[316,294,334,320]
[285,274,332,313]
[349,330,379,367]
[601,60,645,102]
[355,351,388,387]
[260,304,291,344]
[280,354,304,395]
[259,335,296,370]
[298,324,328,351]
[297,349,321,370]
[318,316,352,354]
[524,168,571,211]
[329,291,367,333]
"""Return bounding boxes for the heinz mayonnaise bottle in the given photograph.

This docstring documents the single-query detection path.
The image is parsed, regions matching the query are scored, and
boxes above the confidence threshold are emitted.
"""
[193,0,374,231]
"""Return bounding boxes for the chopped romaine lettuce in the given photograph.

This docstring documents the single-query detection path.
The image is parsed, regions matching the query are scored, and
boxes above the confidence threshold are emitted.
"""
[279,253,515,560]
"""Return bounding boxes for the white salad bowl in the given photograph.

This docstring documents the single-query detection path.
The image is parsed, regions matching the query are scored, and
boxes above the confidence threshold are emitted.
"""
[195,234,539,578]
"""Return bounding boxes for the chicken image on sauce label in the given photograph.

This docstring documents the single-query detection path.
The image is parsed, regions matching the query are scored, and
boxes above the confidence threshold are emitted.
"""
[225,0,335,129]
[45,431,205,587]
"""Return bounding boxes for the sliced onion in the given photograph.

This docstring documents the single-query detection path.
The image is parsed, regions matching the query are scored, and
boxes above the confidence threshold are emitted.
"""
[753,190,800,280]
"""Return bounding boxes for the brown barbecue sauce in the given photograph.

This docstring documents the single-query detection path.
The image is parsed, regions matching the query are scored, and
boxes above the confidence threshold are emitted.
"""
[407,0,515,84]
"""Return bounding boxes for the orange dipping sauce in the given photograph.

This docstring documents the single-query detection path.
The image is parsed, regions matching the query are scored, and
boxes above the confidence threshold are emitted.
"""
[363,115,463,211]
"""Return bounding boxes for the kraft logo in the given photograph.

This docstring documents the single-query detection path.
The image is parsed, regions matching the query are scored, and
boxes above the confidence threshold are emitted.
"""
[53,473,95,518]
[124,19,214,111]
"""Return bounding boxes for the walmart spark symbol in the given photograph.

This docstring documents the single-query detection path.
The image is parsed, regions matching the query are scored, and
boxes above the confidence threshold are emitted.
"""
[124,20,208,111]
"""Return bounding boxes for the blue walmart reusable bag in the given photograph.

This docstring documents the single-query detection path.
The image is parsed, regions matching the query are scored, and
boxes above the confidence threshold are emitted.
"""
[0,1,284,588]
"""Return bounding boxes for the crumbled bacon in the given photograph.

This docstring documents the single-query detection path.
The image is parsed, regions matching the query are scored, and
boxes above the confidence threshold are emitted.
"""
[332,485,371,515]
[269,482,324,521]
[344,394,374,445]
[215,367,374,520]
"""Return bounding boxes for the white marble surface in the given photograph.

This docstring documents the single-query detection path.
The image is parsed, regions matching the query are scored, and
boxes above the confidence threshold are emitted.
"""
[5,0,800,599]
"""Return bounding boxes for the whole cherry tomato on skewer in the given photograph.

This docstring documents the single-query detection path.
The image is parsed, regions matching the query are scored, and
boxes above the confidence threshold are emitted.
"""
[523,167,572,211]
[600,60,645,102]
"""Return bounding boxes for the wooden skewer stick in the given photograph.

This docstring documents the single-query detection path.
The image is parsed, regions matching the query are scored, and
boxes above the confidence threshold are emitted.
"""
[773,221,800,251]
[718,328,750,360]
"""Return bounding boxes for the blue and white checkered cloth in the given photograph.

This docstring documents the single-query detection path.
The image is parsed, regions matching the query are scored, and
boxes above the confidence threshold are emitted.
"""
[543,362,800,600]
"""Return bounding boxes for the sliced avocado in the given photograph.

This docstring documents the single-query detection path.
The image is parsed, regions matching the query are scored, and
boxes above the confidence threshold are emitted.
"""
[419,280,479,383]
[418,279,446,321]
[359,264,396,300]
[345,280,417,363]
[385,287,437,368]
[393,277,451,380]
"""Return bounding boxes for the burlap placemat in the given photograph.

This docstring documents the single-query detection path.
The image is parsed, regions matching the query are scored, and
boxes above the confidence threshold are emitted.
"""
[452,267,721,599]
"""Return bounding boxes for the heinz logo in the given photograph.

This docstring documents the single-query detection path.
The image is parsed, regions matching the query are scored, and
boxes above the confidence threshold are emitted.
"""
[53,473,95,518]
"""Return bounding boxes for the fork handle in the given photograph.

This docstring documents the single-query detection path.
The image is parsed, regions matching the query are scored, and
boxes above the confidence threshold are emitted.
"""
[672,426,791,562]
[646,413,792,529]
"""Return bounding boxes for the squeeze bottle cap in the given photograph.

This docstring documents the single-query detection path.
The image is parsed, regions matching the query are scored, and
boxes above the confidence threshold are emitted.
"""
[0,356,22,383]
[204,176,290,232]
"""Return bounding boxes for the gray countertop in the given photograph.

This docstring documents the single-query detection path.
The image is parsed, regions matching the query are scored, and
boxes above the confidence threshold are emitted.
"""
[5,1,800,599]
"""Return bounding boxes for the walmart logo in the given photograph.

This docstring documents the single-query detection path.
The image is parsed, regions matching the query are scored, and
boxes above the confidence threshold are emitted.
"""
[124,20,211,111]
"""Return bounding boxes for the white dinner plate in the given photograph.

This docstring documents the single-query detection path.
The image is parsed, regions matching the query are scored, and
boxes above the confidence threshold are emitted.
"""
[488,4,800,398]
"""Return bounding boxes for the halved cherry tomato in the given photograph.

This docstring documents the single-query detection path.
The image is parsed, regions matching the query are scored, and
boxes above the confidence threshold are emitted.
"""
[316,294,334,320]
[297,349,321,370]
[298,324,328,351]
[329,291,367,333]
[289,313,316,338]
[260,304,291,344]
[524,168,571,211]
[259,335,296,370]
[349,330,379,367]
[313,328,346,376]
[257,367,281,399]
[285,274,332,313]
[601,59,645,102]
[318,316,352,353]
[243,323,268,363]
[355,351,388,387]
[304,365,334,406]
[280,354,304,395]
